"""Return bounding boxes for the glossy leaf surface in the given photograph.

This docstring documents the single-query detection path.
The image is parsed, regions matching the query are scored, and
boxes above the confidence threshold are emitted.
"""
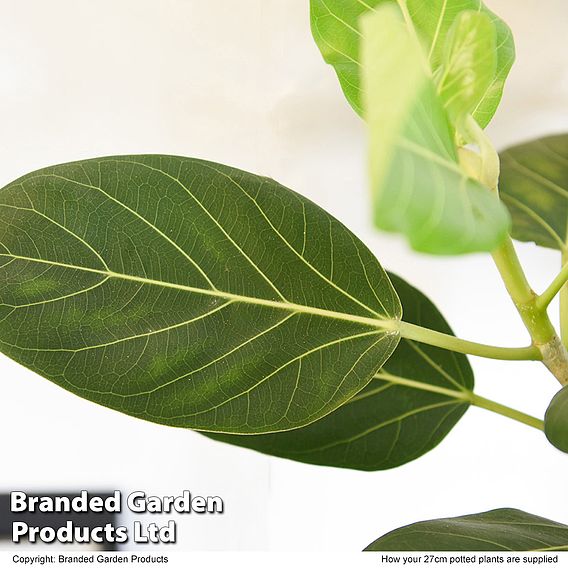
[366,509,568,551]
[362,5,510,254]
[500,135,568,252]
[207,273,473,471]
[310,0,514,127]
[545,386,568,453]
[0,156,401,434]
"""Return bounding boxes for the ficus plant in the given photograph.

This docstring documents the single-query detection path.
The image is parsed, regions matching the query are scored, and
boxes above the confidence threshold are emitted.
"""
[1,0,567,553]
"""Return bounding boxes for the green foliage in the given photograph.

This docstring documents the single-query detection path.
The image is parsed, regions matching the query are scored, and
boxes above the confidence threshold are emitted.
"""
[1,3,566,554]
[206,273,473,471]
[545,386,568,453]
[309,0,514,128]
[365,509,568,551]
[437,11,497,127]
[310,0,514,255]
[361,5,510,254]
[0,156,402,434]
[500,135,568,252]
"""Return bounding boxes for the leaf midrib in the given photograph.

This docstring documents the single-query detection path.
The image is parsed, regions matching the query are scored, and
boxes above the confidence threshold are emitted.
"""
[427,0,449,63]
[286,398,461,456]
[0,252,396,331]
[20,163,385,319]
[375,372,471,400]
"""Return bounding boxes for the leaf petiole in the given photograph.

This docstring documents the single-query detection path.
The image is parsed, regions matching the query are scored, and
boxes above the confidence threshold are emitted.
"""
[395,320,541,361]
[537,261,568,310]
[470,393,544,431]
[375,372,544,431]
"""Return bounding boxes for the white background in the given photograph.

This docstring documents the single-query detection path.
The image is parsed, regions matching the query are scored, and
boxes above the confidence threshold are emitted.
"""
[0,0,567,553]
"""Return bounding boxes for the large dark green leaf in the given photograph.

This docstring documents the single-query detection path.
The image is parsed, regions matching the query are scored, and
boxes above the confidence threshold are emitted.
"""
[366,509,568,551]
[0,156,401,434]
[310,0,514,128]
[545,385,568,453]
[362,5,510,254]
[206,273,473,470]
[500,135,568,252]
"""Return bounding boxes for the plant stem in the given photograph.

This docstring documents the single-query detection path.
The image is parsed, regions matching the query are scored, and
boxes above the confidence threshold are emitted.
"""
[375,372,544,431]
[491,236,568,384]
[561,250,568,349]
[537,261,568,310]
[470,393,544,431]
[462,113,568,381]
[492,237,537,313]
[396,320,540,361]
[492,237,556,347]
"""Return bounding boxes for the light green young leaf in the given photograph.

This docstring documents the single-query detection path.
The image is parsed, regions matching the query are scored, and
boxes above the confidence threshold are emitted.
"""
[206,273,474,471]
[362,6,510,254]
[499,134,568,253]
[0,156,401,434]
[309,0,514,127]
[366,509,568,551]
[437,11,497,127]
[407,0,514,128]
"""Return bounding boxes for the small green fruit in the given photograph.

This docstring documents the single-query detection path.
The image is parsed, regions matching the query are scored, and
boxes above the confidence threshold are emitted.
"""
[545,385,568,453]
